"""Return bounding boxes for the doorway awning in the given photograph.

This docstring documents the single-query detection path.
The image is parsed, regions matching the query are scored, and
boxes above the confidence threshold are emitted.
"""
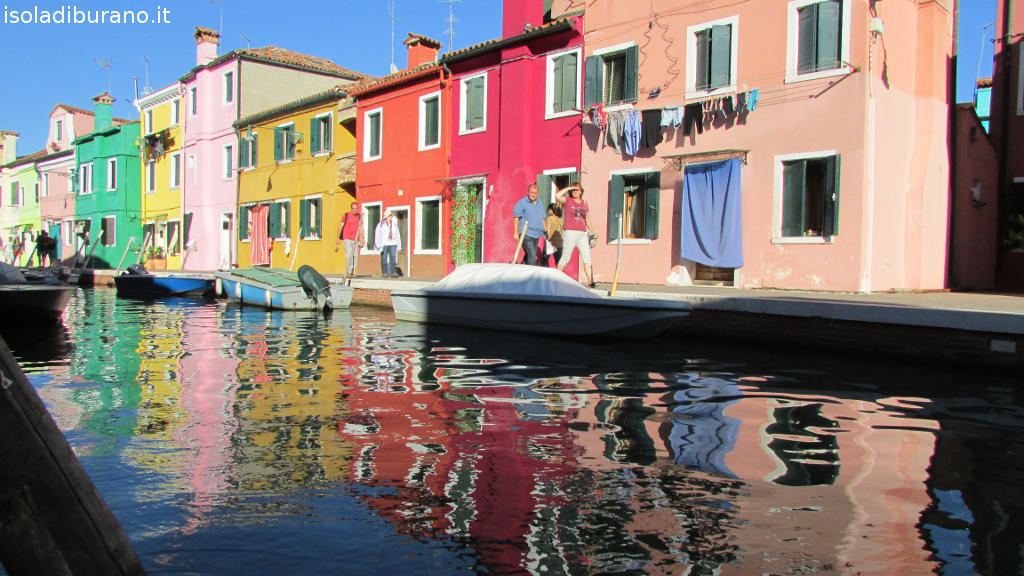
[663,149,748,170]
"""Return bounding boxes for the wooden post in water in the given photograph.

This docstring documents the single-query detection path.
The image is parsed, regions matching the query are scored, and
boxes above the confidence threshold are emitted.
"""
[0,336,146,575]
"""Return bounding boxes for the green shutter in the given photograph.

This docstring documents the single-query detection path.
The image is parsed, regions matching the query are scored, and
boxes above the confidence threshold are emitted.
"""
[268,203,281,238]
[710,25,731,89]
[184,212,193,245]
[323,118,332,152]
[817,0,841,71]
[468,77,484,129]
[608,174,625,241]
[250,133,258,166]
[299,199,309,237]
[239,206,250,241]
[273,127,283,161]
[561,53,578,111]
[310,117,321,155]
[823,155,840,236]
[552,55,565,113]
[286,128,296,159]
[238,136,249,168]
[569,172,580,186]
[536,174,553,209]
[425,97,439,146]
[782,161,806,237]
[624,46,639,102]
[370,114,381,157]
[311,199,321,236]
[798,4,818,73]
[644,172,660,239]
[696,29,710,89]
[422,200,439,250]
[584,55,602,107]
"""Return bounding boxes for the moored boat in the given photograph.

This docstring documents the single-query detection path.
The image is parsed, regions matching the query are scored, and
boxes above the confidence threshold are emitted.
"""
[390,263,690,339]
[0,263,76,321]
[114,266,215,298]
[214,266,352,311]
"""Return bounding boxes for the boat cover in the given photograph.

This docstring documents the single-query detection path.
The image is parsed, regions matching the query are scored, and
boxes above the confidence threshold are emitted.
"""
[430,263,600,299]
[0,262,26,283]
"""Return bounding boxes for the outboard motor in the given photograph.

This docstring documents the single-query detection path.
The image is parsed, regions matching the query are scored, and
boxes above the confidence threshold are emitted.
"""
[125,263,149,276]
[297,265,333,313]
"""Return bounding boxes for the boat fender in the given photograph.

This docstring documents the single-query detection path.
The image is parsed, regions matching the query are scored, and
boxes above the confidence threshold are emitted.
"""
[235,281,242,300]
[265,289,272,308]
[214,277,222,296]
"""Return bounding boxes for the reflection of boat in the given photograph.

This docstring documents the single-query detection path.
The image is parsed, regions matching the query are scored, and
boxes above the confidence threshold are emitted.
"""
[0,262,76,321]
[214,266,353,311]
[114,266,214,298]
[391,263,690,339]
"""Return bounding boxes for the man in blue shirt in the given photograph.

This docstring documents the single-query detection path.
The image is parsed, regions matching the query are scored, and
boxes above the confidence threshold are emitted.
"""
[513,183,547,265]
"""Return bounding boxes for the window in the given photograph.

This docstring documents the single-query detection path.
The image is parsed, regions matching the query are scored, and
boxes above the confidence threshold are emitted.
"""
[364,108,382,161]
[55,119,63,141]
[584,44,638,108]
[363,203,382,250]
[79,163,93,195]
[224,70,234,103]
[778,153,840,238]
[184,212,193,247]
[101,215,116,247]
[419,93,441,150]
[239,203,254,241]
[189,87,197,116]
[536,170,580,207]
[268,200,291,239]
[788,0,848,82]
[34,183,39,203]
[416,197,441,252]
[167,220,181,255]
[460,74,487,133]
[8,182,20,206]
[62,218,73,246]
[609,172,660,240]
[310,114,332,156]
[41,175,48,198]
[171,100,181,125]
[146,161,156,193]
[547,49,580,117]
[223,144,234,179]
[274,124,296,162]
[687,17,739,96]
[239,132,258,169]
[145,110,154,134]
[170,153,181,188]
[106,158,117,190]
[299,196,323,239]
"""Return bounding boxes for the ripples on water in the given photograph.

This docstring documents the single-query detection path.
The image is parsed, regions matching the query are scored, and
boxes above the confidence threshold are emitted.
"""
[3,288,1023,575]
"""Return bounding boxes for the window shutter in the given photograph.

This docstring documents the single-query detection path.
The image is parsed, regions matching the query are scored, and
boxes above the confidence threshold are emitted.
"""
[798,4,818,73]
[569,172,580,186]
[250,133,258,166]
[299,199,309,237]
[268,203,281,238]
[426,98,439,146]
[239,206,250,241]
[286,128,296,159]
[238,136,249,168]
[782,161,806,237]
[644,171,660,239]
[370,114,381,157]
[624,46,639,102]
[608,174,625,241]
[696,29,711,90]
[584,55,602,107]
[552,56,565,113]
[273,128,283,161]
[817,0,841,71]
[823,155,840,236]
[323,118,332,152]
[468,77,484,129]
[310,117,321,155]
[561,53,578,111]
[536,174,553,208]
[184,212,193,245]
[710,25,731,88]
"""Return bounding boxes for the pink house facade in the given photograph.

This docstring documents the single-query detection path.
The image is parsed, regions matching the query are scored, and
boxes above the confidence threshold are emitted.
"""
[572,0,954,292]
[441,1,584,271]
[37,104,95,259]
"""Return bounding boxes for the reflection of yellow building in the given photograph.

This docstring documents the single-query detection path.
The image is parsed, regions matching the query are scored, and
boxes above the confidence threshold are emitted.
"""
[234,87,357,272]
[136,84,186,270]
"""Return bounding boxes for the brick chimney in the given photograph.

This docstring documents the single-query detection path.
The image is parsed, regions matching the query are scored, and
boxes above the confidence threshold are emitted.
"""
[503,0,545,39]
[404,33,441,69]
[1,130,18,164]
[92,93,114,130]
[195,26,220,66]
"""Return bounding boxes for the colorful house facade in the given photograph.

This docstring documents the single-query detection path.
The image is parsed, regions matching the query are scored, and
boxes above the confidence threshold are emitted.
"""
[233,86,358,271]
[570,0,954,292]
[350,34,449,278]
[71,93,142,269]
[136,83,186,270]
[178,27,368,272]
[38,104,96,262]
[1,146,43,265]
[441,1,585,273]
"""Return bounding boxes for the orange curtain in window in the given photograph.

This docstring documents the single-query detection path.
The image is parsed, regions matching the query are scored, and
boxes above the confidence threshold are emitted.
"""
[250,204,271,266]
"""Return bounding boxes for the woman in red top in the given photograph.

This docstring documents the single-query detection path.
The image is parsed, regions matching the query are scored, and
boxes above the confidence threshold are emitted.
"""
[555,185,597,288]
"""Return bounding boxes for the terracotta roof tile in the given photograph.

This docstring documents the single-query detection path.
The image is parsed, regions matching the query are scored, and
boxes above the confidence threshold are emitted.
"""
[442,16,578,63]
[347,62,440,96]
[236,46,370,80]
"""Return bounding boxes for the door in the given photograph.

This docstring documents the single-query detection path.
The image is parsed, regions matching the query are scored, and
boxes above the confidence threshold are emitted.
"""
[391,208,409,276]
[219,212,233,270]
[453,180,485,266]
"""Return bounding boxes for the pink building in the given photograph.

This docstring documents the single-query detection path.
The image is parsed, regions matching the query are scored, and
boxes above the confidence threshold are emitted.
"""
[179,27,368,271]
[37,104,95,260]
[572,0,954,292]
[441,1,585,271]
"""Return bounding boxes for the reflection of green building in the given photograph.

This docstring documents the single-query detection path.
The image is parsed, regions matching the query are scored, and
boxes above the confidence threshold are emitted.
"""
[72,93,141,269]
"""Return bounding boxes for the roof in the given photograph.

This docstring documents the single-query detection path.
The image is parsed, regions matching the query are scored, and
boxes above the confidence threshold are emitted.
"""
[50,103,133,125]
[235,85,352,128]
[441,15,580,65]
[1,130,19,137]
[404,33,442,48]
[2,149,47,169]
[180,45,372,82]
[346,62,441,97]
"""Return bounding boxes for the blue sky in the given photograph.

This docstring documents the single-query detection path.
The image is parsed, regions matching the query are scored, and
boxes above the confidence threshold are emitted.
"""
[0,1,999,155]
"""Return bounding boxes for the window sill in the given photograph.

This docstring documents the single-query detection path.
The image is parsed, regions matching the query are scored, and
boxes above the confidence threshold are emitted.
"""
[458,126,486,136]
[311,151,331,158]
[685,84,737,101]
[785,66,852,85]
[363,155,382,163]
[418,143,441,152]
[545,109,580,121]
[414,249,442,255]
[772,236,835,245]
[277,159,294,165]
[610,238,652,246]
[603,103,634,114]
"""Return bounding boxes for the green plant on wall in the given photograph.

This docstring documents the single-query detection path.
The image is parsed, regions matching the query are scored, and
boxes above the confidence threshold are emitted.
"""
[146,245,165,259]
[450,185,478,267]
[1005,213,1024,251]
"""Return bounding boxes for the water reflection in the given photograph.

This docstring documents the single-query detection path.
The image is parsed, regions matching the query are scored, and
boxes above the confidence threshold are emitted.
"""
[4,289,1023,575]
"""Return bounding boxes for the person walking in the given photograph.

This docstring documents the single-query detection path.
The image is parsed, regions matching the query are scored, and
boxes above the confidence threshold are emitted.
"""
[543,203,562,267]
[374,210,401,278]
[35,230,57,267]
[336,202,364,278]
[512,183,547,265]
[555,184,597,288]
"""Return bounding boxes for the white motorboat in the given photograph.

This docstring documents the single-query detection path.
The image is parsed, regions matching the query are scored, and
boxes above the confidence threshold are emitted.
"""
[390,263,690,339]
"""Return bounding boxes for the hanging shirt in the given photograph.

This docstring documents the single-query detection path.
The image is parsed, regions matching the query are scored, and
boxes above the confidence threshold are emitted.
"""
[605,112,625,154]
[641,109,663,148]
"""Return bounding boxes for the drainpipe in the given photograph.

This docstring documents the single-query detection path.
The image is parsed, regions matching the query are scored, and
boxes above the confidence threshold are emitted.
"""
[948,0,959,289]
[997,0,1015,284]
[862,4,879,292]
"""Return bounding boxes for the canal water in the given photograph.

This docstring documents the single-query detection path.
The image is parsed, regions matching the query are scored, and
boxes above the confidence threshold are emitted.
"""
[3,287,1022,575]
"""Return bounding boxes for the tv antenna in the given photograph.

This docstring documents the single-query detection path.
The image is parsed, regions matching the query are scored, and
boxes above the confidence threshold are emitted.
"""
[387,0,398,73]
[211,0,223,53]
[94,58,112,92]
[241,32,252,49]
[439,0,460,52]
[140,54,152,95]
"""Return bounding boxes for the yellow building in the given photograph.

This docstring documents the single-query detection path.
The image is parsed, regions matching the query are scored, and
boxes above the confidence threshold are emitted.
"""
[234,86,357,272]
[136,83,186,270]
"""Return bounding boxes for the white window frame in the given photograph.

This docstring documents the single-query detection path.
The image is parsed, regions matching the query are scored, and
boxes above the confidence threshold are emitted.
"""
[223,144,234,180]
[459,72,488,135]
[414,195,443,254]
[145,110,154,134]
[106,158,117,191]
[608,167,657,246]
[240,202,255,243]
[593,41,638,112]
[311,112,333,156]
[418,92,442,151]
[545,47,582,120]
[170,100,181,126]
[146,160,156,194]
[223,70,234,104]
[363,108,383,161]
[685,16,740,100]
[79,162,93,195]
[102,215,116,247]
[772,149,838,245]
[62,218,73,246]
[785,0,852,84]
[170,152,182,189]
[301,194,324,240]
[276,122,296,163]
[55,119,63,142]
[361,201,383,254]
[41,174,48,198]
[189,87,197,116]
[166,218,182,255]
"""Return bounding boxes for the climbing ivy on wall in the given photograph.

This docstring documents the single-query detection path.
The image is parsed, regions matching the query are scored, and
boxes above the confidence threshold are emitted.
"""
[451,184,478,268]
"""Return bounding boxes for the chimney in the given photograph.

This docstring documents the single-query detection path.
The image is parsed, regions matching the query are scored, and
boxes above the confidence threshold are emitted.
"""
[1,131,18,165]
[404,34,441,70]
[503,0,545,39]
[195,26,220,66]
[92,93,114,130]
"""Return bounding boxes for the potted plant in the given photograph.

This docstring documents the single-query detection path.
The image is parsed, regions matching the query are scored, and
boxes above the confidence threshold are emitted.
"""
[145,245,167,269]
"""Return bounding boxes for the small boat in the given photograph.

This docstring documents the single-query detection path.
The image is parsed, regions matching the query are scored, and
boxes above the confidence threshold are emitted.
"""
[0,263,76,321]
[390,263,690,339]
[214,265,352,311]
[114,266,214,298]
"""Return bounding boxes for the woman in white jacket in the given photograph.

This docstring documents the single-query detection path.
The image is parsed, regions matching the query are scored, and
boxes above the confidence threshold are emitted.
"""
[374,211,402,277]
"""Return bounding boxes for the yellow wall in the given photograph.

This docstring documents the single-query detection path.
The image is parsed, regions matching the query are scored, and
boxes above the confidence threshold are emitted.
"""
[237,98,356,273]
[138,94,185,269]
